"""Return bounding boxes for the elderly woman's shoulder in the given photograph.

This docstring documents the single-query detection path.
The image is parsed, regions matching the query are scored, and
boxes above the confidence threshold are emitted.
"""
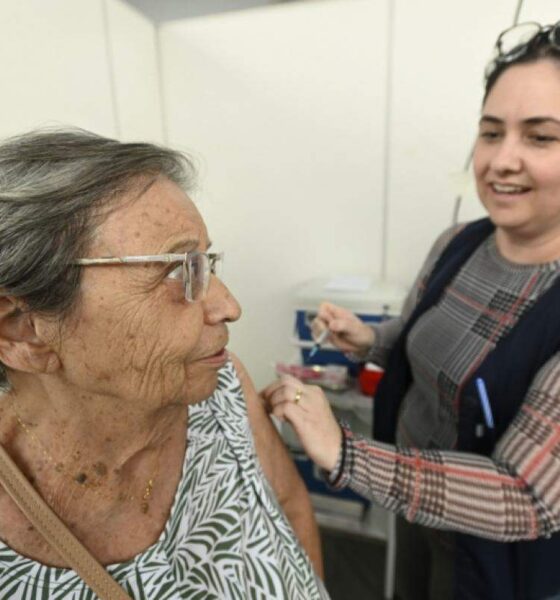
[228,352,248,383]
[225,353,259,401]
[225,353,265,421]
[213,352,251,400]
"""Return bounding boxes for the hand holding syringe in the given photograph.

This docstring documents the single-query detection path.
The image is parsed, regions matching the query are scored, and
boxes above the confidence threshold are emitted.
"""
[310,302,376,357]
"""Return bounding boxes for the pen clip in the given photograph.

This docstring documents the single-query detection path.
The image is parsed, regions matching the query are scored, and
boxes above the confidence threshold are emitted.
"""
[475,377,495,430]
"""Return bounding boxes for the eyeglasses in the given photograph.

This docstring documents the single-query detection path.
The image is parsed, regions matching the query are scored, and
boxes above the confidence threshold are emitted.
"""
[73,251,223,302]
[486,21,560,77]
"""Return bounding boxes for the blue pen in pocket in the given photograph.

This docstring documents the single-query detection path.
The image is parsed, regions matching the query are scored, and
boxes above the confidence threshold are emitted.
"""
[475,377,495,437]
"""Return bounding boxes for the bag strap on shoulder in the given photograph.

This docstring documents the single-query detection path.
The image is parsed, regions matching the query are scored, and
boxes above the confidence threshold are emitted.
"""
[0,443,132,600]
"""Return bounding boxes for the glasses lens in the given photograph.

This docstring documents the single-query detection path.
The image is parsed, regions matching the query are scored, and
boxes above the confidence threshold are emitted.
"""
[181,258,191,301]
[209,253,223,280]
[497,23,541,59]
[186,253,210,301]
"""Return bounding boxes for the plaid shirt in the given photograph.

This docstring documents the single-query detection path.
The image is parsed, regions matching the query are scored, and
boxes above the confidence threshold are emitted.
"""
[331,225,560,542]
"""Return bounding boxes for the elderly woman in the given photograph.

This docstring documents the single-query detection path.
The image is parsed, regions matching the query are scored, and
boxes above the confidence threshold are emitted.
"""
[263,20,560,600]
[0,130,328,599]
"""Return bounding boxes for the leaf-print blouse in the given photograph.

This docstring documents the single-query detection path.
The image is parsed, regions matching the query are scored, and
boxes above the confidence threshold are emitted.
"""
[0,361,329,600]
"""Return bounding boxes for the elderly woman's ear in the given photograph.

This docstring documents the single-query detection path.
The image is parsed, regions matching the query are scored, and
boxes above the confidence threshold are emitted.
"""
[0,296,61,376]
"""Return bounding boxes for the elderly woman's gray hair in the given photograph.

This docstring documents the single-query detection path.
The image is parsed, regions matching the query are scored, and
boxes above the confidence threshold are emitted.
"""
[0,128,196,387]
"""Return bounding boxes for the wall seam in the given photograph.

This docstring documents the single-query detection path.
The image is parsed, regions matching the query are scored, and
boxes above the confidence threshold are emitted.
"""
[101,0,122,138]
[380,0,395,281]
[154,24,170,143]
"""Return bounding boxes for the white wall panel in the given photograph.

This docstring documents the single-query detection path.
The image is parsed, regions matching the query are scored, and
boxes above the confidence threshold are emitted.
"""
[105,0,164,141]
[520,0,560,23]
[386,0,518,285]
[0,1,115,138]
[161,0,389,386]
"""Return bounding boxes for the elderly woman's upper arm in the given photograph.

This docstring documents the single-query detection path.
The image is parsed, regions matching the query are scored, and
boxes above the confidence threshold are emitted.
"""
[229,353,302,501]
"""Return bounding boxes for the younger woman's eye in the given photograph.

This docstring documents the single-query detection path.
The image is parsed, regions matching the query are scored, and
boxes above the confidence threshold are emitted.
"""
[528,134,557,144]
[479,130,501,141]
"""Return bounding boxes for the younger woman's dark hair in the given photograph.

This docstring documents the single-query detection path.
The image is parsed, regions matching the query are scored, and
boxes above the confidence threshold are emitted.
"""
[484,32,560,102]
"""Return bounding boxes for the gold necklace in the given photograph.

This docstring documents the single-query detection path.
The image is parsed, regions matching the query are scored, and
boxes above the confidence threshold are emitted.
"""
[10,395,158,514]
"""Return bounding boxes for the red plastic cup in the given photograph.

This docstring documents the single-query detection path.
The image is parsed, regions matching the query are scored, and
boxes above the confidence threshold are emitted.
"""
[359,363,384,396]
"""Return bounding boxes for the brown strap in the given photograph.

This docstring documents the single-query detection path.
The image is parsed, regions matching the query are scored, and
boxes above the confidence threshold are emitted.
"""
[0,443,132,600]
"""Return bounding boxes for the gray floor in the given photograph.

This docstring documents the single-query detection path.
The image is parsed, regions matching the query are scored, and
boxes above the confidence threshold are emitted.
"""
[321,527,387,600]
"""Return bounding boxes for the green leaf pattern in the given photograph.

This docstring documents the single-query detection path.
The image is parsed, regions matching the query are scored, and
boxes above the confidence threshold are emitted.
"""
[0,361,329,599]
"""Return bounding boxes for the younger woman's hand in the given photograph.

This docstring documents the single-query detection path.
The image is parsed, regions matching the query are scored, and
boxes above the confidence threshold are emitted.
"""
[311,302,374,355]
[260,374,342,472]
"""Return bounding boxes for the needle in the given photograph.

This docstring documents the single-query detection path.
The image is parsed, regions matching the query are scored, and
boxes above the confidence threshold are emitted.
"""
[309,328,330,359]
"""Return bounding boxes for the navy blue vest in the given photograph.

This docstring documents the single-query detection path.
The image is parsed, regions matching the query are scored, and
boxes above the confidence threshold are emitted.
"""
[373,218,560,600]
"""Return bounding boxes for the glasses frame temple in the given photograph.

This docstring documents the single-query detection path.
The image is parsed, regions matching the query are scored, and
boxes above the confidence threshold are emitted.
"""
[73,252,222,267]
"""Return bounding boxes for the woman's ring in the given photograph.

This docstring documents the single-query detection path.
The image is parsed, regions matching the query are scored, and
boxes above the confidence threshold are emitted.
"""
[294,389,303,405]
